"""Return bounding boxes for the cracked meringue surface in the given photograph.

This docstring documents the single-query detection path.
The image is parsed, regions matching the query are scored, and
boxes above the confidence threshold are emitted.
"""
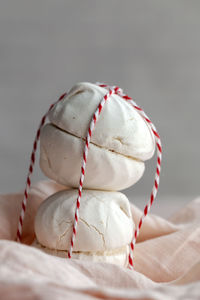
[33,189,134,266]
[40,123,145,191]
[40,82,155,191]
[34,82,155,266]
[49,82,155,161]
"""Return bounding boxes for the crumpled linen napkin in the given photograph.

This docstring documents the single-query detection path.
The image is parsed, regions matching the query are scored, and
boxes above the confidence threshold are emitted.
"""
[0,180,199,300]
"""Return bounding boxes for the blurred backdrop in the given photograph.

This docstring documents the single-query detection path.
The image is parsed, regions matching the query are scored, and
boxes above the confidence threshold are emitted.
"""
[0,1,200,215]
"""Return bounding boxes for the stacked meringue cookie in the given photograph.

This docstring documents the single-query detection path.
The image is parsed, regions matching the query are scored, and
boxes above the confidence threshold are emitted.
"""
[33,82,155,267]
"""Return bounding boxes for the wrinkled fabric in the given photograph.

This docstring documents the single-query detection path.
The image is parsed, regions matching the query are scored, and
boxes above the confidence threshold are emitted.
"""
[0,180,199,300]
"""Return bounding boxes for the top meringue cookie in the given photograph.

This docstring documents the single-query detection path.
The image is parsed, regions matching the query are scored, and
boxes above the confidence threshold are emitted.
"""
[40,82,155,191]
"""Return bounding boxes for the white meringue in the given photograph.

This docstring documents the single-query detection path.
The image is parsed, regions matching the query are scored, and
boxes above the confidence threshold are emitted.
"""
[40,82,155,190]
[34,189,134,252]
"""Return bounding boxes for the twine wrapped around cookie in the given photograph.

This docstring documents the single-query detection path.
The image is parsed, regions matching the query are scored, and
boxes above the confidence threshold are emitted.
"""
[16,83,162,269]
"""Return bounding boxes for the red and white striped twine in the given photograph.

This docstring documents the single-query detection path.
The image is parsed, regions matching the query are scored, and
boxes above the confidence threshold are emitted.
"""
[16,83,162,270]
[16,92,67,242]
[93,83,162,269]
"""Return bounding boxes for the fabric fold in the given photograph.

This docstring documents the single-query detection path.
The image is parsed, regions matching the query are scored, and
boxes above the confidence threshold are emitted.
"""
[0,180,199,299]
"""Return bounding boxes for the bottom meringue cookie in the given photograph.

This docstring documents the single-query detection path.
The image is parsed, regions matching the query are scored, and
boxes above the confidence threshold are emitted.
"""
[32,239,130,267]
[33,189,134,267]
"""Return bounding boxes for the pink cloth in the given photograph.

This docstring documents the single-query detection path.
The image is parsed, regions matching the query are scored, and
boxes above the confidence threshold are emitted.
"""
[0,180,199,299]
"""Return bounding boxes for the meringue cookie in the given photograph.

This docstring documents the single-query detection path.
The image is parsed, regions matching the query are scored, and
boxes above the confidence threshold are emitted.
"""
[49,82,155,161]
[40,82,155,190]
[33,239,129,267]
[33,189,134,266]
[40,123,145,190]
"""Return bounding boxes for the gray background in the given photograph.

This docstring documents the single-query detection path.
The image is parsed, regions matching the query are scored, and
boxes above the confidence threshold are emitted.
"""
[0,1,200,214]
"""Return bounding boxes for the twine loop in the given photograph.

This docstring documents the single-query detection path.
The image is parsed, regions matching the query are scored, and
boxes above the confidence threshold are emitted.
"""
[16,83,162,269]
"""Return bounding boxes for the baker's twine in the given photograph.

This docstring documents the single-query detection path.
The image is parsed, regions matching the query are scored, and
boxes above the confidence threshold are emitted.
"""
[16,83,162,269]
[16,92,67,242]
